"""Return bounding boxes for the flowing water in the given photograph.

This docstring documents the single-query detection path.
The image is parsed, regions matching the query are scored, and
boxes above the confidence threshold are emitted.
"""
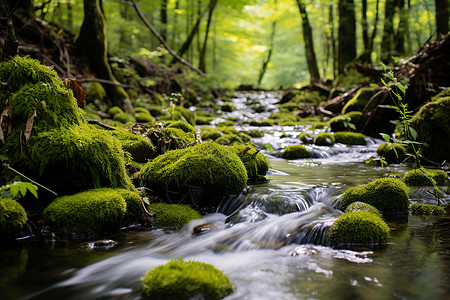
[1,92,450,300]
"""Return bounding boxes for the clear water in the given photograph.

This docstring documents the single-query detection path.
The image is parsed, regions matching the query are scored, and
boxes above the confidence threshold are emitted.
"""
[1,92,449,300]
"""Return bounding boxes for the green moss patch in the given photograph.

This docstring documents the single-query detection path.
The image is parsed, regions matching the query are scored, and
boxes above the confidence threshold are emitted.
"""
[329,111,362,132]
[342,87,375,114]
[334,132,366,145]
[110,128,156,163]
[314,132,335,146]
[0,198,27,237]
[403,168,448,186]
[148,203,201,229]
[376,143,406,164]
[281,144,311,159]
[141,258,235,300]
[231,144,269,182]
[409,203,445,216]
[344,201,382,218]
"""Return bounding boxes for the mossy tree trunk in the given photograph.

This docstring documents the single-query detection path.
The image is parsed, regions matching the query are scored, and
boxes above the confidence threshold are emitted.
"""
[338,0,356,73]
[435,0,449,35]
[76,0,132,113]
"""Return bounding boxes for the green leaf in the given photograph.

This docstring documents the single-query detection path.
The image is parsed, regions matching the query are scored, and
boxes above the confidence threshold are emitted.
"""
[0,154,8,161]
[378,104,398,110]
[396,82,406,94]
[409,127,418,140]
[380,133,391,143]
[9,184,19,197]
[19,184,27,197]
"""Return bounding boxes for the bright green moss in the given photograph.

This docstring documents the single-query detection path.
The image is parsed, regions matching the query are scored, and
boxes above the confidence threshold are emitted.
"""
[201,129,222,141]
[334,132,366,145]
[43,188,127,233]
[279,102,299,111]
[409,203,445,216]
[86,81,106,101]
[297,132,313,144]
[403,168,448,186]
[138,143,247,205]
[148,203,201,229]
[0,198,27,237]
[146,126,197,154]
[141,259,235,300]
[215,134,243,145]
[160,106,195,125]
[28,123,133,193]
[195,116,214,125]
[269,112,299,123]
[231,144,269,182]
[134,107,151,115]
[110,128,156,163]
[108,106,124,117]
[340,178,409,214]
[135,112,154,123]
[113,112,136,124]
[344,201,382,218]
[342,87,375,114]
[281,144,310,159]
[329,111,362,132]
[376,143,406,164]
[115,189,142,222]
[248,119,275,127]
[243,129,264,138]
[314,132,335,146]
[330,211,391,247]
[166,120,197,134]
[216,126,239,135]
[148,105,164,117]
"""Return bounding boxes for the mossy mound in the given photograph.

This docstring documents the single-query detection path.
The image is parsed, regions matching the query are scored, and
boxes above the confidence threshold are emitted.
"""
[342,87,375,114]
[330,211,391,248]
[0,197,27,238]
[329,111,362,132]
[148,203,201,229]
[141,259,235,300]
[195,116,214,125]
[138,143,248,206]
[243,129,264,138]
[344,202,382,218]
[268,112,300,124]
[166,120,197,134]
[376,143,406,164]
[146,126,197,154]
[108,106,124,117]
[43,188,127,233]
[297,132,313,144]
[115,189,143,222]
[340,178,409,214]
[215,133,243,145]
[281,145,310,159]
[160,106,195,125]
[113,112,136,124]
[111,128,156,163]
[410,96,450,162]
[403,168,448,186]
[201,129,222,141]
[135,112,154,123]
[409,203,445,216]
[334,132,366,145]
[231,144,269,182]
[221,103,236,112]
[28,123,133,194]
[314,132,335,146]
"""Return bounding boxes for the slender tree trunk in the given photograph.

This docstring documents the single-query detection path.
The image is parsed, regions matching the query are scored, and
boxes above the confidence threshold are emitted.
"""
[359,0,371,63]
[119,4,133,48]
[395,0,408,56]
[435,0,449,35]
[338,0,356,72]
[161,0,168,41]
[76,0,132,113]
[199,0,218,73]
[258,19,276,87]
[381,0,396,63]
[171,0,181,43]
[296,0,320,82]
[329,4,337,79]
[368,0,380,61]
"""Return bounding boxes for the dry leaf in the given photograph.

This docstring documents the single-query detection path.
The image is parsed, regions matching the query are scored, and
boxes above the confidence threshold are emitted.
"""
[24,110,37,144]
[64,78,86,108]
[0,107,13,144]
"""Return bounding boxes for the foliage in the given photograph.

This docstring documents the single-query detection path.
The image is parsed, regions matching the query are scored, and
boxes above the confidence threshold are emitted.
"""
[344,201,382,218]
[313,132,335,146]
[376,142,406,164]
[403,168,448,186]
[141,258,235,300]
[281,144,310,159]
[0,181,38,199]
[0,197,27,237]
[340,178,409,214]
[409,203,445,216]
[147,203,201,229]
[231,144,269,182]
[43,188,127,233]
[334,132,366,145]
[330,211,391,247]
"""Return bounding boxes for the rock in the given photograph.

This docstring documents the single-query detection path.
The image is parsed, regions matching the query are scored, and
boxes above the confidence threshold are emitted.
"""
[314,132,335,146]
[403,168,448,186]
[329,111,362,132]
[147,203,201,229]
[409,203,445,216]
[376,143,406,164]
[281,145,311,159]
[0,197,27,238]
[334,132,367,145]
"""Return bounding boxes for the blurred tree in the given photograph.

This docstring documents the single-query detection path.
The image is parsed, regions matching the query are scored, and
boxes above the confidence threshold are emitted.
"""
[435,0,449,35]
[338,0,356,72]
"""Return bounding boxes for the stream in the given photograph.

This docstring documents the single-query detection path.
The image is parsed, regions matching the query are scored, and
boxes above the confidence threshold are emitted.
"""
[1,92,450,300]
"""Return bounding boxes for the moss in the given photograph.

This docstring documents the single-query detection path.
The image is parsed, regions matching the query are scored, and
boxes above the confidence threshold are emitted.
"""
[314,132,335,146]
[135,112,154,123]
[221,103,236,112]
[342,87,375,114]
[146,126,197,154]
[148,203,201,229]
[376,143,406,164]
[86,82,106,101]
[43,188,127,233]
[410,97,450,162]
[312,122,328,130]
[231,144,269,182]
[340,178,409,214]
[297,132,313,144]
[215,134,243,145]
[279,102,299,111]
[196,116,214,125]
[148,105,164,117]
[160,106,195,125]
[201,129,222,141]
[281,144,310,159]
[239,133,252,143]
[216,126,239,135]
[334,132,366,145]
[292,91,323,105]
[409,203,445,216]
[248,119,275,126]
[269,112,299,123]
[28,123,133,194]
[108,106,124,117]
[329,111,362,132]
[141,258,235,300]
[344,201,382,218]
[113,112,136,124]
[403,168,448,186]
[138,143,248,205]
[110,128,156,163]
[330,211,391,247]
[0,198,27,237]
[166,120,197,134]
[243,129,264,138]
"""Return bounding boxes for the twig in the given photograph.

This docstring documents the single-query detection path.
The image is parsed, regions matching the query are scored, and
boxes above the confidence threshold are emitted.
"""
[4,164,58,196]
[85,118,116,130]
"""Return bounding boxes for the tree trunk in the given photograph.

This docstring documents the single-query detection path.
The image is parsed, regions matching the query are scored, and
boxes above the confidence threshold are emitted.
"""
[76,0,132,113]
[338,0,356,72]
[296,0,320,82]
[257,20,276,87]
[395,0,407,56]
[381,0,396,63]
[160,0,168,41]
[435,0,449,35]
[329,4,338,79]
[199,0,218,73]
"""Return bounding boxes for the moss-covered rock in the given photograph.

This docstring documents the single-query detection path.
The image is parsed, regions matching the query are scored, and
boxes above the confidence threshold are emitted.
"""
[43,188,127,233]
[200,129,222,141]
[108,106,124,117]
[147,203,201,229]
[409,203,445,216]
[330,211,391,248]
[215,133,243,145]
[231,144,269,182]
[138,143,247,206]
[135,112,154,123]
[269,112,300,124]
[141,259,235,300]
[314,132,335,146]
[297,132,313,144]
[281,144,310,159]
[342,87,375,114]
[195,116,214,125]
[146,126,197,154]
[221,103,236,112]
[115,189,143,222]
[329,111,362,132]
[340,178,409,214]
[0,197,27,237]
[410,96,450,163]
[243,129,264,138]
[344,201,382,218]
[376,143,406,164]
[111,128,156,163]
[403,168,448,186]
[160,106,195,125]
[113,112,136,124]
[334,132,366,145]
[166,120,197,134]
